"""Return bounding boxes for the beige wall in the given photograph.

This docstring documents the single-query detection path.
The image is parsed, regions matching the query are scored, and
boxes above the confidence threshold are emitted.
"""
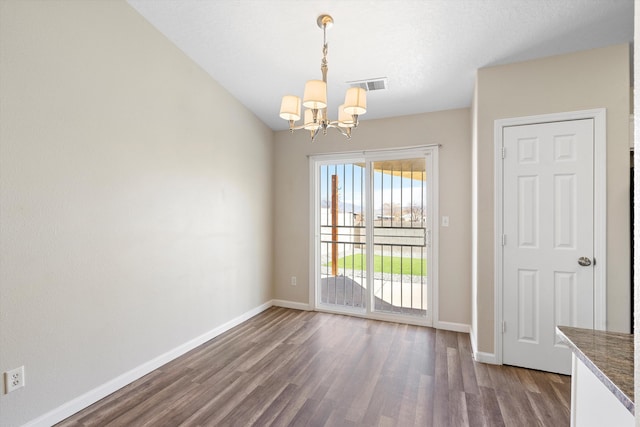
[0,1,274,426]
[473,44,631,354]
[273,108,472,328]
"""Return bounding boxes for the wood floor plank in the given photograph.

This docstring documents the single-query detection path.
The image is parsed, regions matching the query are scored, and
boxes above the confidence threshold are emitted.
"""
[394,331,426,426]
[447,346,465,392]
[307,398,335,426]
[464,392,488,427]
[495,388,540,427]
[55,307,571,427]
[251,383,299,426]
[449,390,470,427]
[268,388,311,427]
[458,334,480,395]
[415,374,434,427]
[477,386,506,427]
[323,404,358,427]
[284,397,320,426]
[550,378,572,410]
[473,358,494,389]
[515,367,541,393]
[432,329,451,426]
[104,375,199,427]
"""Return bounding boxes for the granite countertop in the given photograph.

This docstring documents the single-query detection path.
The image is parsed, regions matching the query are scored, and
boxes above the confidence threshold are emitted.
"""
[556,326,634,414]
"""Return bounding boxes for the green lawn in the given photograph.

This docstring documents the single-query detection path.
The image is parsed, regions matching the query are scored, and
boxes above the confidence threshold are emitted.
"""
[327,253,426,276]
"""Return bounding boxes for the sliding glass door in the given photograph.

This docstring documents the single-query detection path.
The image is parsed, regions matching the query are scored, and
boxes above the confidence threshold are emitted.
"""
[312,147,437,325]
[317,161,367,313]
[371,157,429,317]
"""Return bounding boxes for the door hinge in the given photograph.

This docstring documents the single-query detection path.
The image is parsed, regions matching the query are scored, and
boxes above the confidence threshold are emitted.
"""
[593,257,596,266]
[502,147,506,159]
[502,234,506,246]
[502,320,507,333]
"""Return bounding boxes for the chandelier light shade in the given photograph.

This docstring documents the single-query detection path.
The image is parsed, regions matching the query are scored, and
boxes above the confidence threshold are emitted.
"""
[303,80,328,109]
[343,87,367,115]
[279,95,301,121]
[279,14,367,141]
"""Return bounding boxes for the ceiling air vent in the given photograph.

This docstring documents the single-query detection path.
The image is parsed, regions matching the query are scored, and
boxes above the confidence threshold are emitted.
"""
[347,77,388,92]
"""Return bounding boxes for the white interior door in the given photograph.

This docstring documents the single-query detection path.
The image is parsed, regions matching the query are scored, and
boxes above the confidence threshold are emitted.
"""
[502,119,594,374]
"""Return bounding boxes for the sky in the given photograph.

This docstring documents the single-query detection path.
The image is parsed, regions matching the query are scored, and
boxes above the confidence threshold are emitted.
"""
[319,162,426,213]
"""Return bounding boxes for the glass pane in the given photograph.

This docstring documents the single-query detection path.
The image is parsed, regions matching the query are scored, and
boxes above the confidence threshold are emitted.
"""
[319,162,366,311]
[371,158,427,317]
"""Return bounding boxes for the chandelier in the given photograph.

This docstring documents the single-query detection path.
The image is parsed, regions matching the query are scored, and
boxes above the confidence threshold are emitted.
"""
[279,14,367,141]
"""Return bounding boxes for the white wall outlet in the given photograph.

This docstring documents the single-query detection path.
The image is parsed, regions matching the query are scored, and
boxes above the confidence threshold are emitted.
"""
[291,276,297,286]
[441,216,450,227]
[4,366,25,394]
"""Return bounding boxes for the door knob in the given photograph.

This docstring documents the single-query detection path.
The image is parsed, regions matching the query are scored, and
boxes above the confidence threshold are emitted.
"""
[578,257,592,267]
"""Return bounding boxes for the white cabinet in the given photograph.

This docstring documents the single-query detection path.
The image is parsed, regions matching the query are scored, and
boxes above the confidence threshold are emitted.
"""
[571,354,634,427]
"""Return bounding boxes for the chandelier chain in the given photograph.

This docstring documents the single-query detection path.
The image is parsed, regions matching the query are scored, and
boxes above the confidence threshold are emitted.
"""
[321,25,328,83]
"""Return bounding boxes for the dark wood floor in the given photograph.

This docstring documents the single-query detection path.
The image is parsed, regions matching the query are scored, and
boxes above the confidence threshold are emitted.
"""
[57,307,570,427]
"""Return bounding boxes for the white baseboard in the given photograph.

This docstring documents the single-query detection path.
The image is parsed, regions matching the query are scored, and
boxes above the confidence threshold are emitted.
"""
[434,320,470,333]
[473,351,498,364]
[272,299,312,311]
[468,329,499,364]
[470,326,478,353]
[468,326,498,364]
[23,301,273,427]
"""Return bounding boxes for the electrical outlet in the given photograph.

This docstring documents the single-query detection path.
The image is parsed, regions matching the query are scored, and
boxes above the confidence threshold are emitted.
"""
[4,366,25,394]
[291,276,297,286]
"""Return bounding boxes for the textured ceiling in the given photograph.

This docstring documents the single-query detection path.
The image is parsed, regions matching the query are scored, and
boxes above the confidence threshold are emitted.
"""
[127,0,633,131]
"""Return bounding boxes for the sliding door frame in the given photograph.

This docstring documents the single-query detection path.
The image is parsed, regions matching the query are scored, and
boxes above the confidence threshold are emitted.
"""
[309,145,439,327]
[310,153,367,317]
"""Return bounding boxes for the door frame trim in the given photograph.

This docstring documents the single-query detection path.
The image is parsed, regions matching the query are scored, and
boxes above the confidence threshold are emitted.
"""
[308,146,438,327]
[493,108,607,365]
[308,152,365,314]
